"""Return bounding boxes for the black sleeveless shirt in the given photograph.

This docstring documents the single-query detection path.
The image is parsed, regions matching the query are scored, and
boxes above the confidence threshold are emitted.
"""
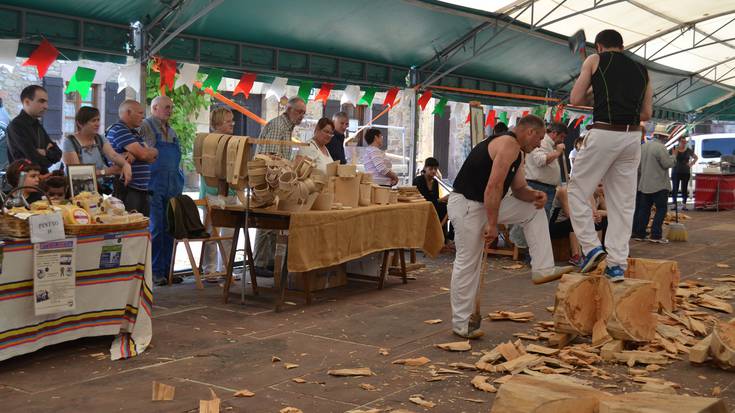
[591,51,648,125]
[453,132,523,203]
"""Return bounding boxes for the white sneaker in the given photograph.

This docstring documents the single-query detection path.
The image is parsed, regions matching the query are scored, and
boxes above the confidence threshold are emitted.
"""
[453,328,485,340]
[531,265,576,285]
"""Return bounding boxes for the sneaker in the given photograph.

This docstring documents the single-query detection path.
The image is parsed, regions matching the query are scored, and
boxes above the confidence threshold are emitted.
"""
[605,265,625,282]
[579,246,607,273]
[631,235,646,242]
[681,206,689,211]
[568,254,582,266]
[453,328,485,340]
[531,265,576,285]
[648,238,669,244]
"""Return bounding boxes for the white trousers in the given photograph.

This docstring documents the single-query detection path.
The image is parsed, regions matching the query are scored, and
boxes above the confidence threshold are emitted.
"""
[448,192,554,332]
[567,129,641,269]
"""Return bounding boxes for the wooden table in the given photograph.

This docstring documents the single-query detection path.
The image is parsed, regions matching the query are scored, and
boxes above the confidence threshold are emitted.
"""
[209,202,444,311]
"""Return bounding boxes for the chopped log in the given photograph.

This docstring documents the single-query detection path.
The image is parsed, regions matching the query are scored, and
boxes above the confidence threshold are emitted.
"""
[601,340,624,361]
[689,335,713,364]
[606,279,657,342]
[710,321,735,369]
[592,319,612,346]
[598,392,727,413]
[549,332,577,348]
[554,274,613,336]
[490,375,606,413]
[624,258,680,312]
[525,344,559,356]
[695,294,734,314]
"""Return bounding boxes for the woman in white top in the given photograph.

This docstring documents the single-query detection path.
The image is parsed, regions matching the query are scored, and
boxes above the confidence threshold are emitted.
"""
[361,128,398,186]
[300,117,335,172]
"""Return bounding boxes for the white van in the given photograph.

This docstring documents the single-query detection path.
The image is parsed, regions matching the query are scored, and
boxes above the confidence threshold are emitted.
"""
[680,133,735,174]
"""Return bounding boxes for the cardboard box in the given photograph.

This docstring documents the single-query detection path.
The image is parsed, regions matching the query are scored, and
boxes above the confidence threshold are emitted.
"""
[346,252,383,277]
[288,265,347,291]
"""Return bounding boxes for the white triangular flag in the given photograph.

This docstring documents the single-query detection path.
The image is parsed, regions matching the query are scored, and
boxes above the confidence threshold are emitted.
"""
[266,77,288,100]
[118,63,141,94]
[60,61,80,83]
[340,85,360,106]
[175,63,199,89]
[0,39,19,73]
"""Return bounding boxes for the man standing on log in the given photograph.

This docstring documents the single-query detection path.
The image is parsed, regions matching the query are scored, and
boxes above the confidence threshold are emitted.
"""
[569,29,653,280]
[448,115,574,339]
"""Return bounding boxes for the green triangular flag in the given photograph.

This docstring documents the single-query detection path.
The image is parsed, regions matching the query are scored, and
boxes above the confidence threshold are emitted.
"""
[65,67,96,99]
[297,80,313,102]
[498,111,509,125]
[201,68,224,90]
[532,105,547,118]
[432,97,448,116]
[562,113,570,125]
[358,87,377,106]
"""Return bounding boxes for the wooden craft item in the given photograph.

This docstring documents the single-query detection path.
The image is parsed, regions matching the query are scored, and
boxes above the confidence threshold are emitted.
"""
[202,133,224,187]
[325,161,339,177]
[194,132,206,173]
[372,185,390,205]
[334,176,360,208]
[312,191,333,211]
[389,190,399,204]
[361,173,373,183]
[359,183,372,206]
[337,164,357,178]
[215,134,232,180]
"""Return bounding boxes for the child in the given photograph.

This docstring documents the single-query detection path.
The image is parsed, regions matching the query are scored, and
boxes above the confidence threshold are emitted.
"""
[40,174,68,203]
[5,159,44,204]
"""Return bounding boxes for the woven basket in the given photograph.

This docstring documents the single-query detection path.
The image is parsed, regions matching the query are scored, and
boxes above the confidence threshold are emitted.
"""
[0,214,30,238]
[64,218,150,236]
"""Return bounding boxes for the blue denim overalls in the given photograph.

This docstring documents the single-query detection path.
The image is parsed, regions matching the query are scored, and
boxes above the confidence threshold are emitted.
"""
[144,118,184,280]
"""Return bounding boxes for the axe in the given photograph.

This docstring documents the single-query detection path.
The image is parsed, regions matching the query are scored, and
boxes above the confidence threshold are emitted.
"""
[568,29,588,59]
[468,244,490,332]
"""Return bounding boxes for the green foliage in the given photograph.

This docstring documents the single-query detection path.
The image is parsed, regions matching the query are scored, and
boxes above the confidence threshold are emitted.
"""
[145,61,211,172]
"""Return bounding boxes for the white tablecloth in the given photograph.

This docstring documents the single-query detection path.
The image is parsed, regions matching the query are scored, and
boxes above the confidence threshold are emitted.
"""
[0,229,153,362]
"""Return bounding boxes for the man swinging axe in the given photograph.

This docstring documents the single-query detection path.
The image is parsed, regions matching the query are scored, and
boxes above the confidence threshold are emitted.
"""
[568,29,653,281]
[448,115,574,339]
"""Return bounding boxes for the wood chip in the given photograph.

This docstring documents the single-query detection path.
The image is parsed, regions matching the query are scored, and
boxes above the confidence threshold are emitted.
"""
[502,264,524,270]
[272,356,281,362]
[378,348,389,356]
[423,319,442,324]
[712,386,722,397]
[284,363,299,369]
[525,344,559,356]
[233,389,254,397]
[546,306,555,313]
[458,397,485,403]
[612,351,670,366]
[713,276,735,282]
[695,294,733,314]
[359,383,377,391]
[327,368,373,377]
[280,408,303,413]
[488,311,534,322]
[152,381,175,401]
[512,333,540,341]
[470,375,498,393]
[291,378,307,384]
[640,382,677,395]
[435,341,471,352]
[449,362,478,370]
[432,368,463,375]
[393,356,430,366]
[493,375,513,384]
[716,263,730,268]
[646,364,663,372]
[409,394,436,408]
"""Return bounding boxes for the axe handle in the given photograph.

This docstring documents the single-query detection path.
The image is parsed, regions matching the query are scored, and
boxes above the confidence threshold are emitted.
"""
[473,243,490,317]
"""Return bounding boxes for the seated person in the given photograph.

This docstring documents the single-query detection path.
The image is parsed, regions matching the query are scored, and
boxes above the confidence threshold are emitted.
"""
[40,173,68,203]
[413,157,453,244]
[550,184,607,266]
[5,159,44,204]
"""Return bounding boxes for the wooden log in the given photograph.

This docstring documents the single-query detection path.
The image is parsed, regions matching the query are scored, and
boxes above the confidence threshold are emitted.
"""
[549,332,577,348]
[598,392,728,413]
[490,375,607,413]
[554,274,613,336]
[710,321,735,369]
[624,258,680,312]
[606,279,658,342]
[611,351,670,366]
[689,335,712,364]
[601,340,624,361]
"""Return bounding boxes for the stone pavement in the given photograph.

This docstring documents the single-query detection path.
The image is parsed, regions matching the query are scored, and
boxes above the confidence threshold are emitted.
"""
[1,210,734,412]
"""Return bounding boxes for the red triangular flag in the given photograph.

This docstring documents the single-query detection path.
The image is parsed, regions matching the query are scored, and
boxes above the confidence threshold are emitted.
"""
[465,112,471,124]
[383,87,400,107]
[23,39,59,78]
[417,90,432,110]
[314,82,334,103]
[234,72,257,98]
[155,57,177,94]
[574,115,586,128]
[485,109,496,127]
[522,110,529,117]
[554,105,564,122]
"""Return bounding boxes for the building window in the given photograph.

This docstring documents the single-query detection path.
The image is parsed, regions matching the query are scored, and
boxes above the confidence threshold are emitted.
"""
[63,85,99,137]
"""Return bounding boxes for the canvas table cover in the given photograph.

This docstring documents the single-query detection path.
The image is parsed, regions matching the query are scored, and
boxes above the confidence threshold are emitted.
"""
[0,229,153,362]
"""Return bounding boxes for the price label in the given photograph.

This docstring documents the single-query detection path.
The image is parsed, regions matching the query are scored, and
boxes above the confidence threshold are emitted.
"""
[29,212,66,244]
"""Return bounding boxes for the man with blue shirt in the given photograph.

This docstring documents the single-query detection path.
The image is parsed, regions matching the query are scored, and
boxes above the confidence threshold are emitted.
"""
[106,100,158,216]
[139,96,185,286]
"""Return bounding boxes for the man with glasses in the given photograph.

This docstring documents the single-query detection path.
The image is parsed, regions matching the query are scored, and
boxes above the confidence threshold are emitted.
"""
[253,97,307,277]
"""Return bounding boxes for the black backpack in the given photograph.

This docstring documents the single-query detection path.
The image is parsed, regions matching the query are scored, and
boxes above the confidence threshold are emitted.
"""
[166,195,209,239]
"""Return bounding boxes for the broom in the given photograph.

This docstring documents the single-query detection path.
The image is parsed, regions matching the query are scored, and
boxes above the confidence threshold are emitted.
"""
[668,190,688,241]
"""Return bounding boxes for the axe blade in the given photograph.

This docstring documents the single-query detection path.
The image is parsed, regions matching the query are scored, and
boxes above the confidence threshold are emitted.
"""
[568,29,586,55]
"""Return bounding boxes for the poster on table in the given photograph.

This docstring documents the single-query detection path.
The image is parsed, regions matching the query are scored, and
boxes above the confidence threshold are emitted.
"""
[33,239,77,316]
[99,233,123,269]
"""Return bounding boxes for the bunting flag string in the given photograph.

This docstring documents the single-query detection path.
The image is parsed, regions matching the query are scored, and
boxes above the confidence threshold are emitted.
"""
[314,82,334,103]
[233,72,257,98]
[485,109,496,127]
[417,90,432,110]
[175,63,199,90]
[201,68,224,91]
[117,63,140,94]
[498,111,509,125]
[23,39,59,78]
[358,87,377,106]
[341,85,361,106]
[65,67,96,99]
[383,87,400,107]
[154,57,177,94]
[574,115,586,128]
[297,80,313,102]
[432,97,448,116]
[266,77,288,100]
